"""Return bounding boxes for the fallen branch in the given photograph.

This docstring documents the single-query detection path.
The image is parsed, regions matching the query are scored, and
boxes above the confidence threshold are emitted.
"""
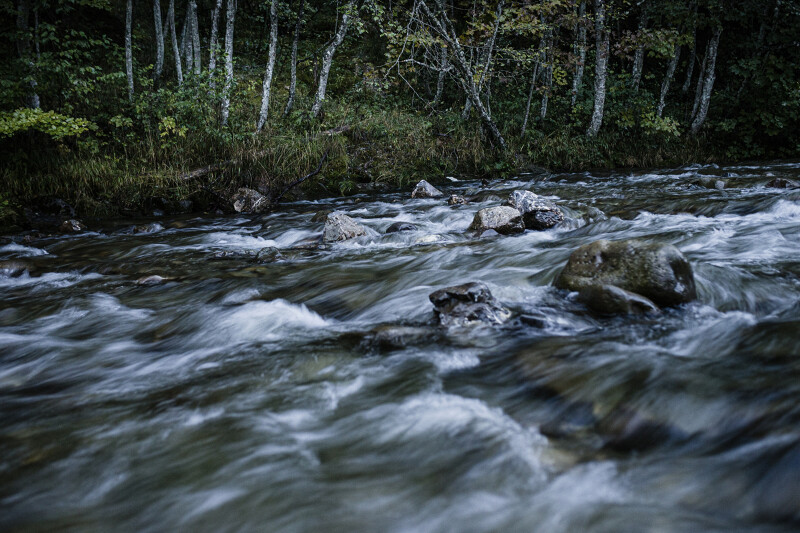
[271,150,329,205]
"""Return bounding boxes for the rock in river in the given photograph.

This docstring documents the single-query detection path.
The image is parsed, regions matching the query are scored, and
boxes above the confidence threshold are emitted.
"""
[506,190,564,230]
[323,212,370,243]
[231,188,269,213]
[429,282,511,326]
[411,180,444,199]
[59,219,87,233]
[766,177,800,189]
[448,194,468,206]
[468,206,524,235]
[386,221,417,233]
[555,239,696,311]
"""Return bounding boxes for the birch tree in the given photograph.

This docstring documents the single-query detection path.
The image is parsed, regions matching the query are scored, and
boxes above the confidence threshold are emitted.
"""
[571,0,587,106]
[630,1,648,91]
[657,43,680,117]
[221,0,236,126]
[126,0,134,102]
[168,0,182,85]
[16,0,40,109]
[209,0,223,80]
[190,1,201,75]
[462,0,504,119]
[587,0,608,137]
[691,25,722,134]
[681,2,697,94]
[153,0,165,83]
[311,0,355,118]
[257,0,279,131]
[283,0,305,116]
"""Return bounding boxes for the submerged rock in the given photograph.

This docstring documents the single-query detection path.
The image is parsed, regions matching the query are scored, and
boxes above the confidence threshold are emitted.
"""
[766,177,800,189]
[136,275,167,285]
[386,221,417,233]
[411,180,444,199]
[0,260,29,277]
[469,206,524,235]
[59,219,87,233]
[695,177,728,190]
[506,190,564,230]
[255,246,284,262]
[429,282,511,326]
[310,210,331,223]
[364,325,438,352]
[231,188,269,213]
[134,223,163,234]
[447,194,468,206]
[322,212,370,242]
[555,239,696,312]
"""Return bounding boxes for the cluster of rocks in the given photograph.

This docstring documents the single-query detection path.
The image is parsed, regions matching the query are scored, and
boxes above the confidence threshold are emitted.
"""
[469,190,565,235]
[428,238,697,325]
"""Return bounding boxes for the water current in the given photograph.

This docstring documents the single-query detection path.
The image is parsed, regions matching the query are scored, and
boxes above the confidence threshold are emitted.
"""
[2,162,800,532]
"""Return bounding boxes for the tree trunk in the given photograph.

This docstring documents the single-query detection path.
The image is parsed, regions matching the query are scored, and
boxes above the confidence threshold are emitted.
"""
[430,46,448,110]
[691,26,722,135]
[283,0,305,116]
[126,0,134,102]
[209,0,223,80]
[657,43,680,117]
[16,0,40,109]
[168,0,182,85]
[571,0,587,106]
[421,0,506,150]
[181,9,193,74]
[257,0,279,131]
[461,0,504,120]
[221,0,236,126]
[691,47,707,121]
[587,0,608,137]
[681,2,697,94]
[540,29,553,120]
[190,1,201,75]
[311,0,355,118]
[153,0,165,83]
[630,1,648,91]
[521,60,540,136]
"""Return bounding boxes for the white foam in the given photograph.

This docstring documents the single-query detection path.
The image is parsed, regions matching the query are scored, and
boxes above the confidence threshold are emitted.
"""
[0,243,49,257]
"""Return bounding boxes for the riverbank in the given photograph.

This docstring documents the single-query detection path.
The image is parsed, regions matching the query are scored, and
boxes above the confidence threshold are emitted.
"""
[1,101,723,232]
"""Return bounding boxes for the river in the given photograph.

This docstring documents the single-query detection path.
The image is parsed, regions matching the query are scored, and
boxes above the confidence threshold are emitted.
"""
[1,162,799,532]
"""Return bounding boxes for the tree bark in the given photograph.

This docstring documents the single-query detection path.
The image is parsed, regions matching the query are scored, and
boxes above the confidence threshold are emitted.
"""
[16,0,40,109]
[630,1,648,91]
[571,0,587,106]
[657,43,680,117]
[430,46,449,110]
[168,0,182,85]
[181,8,193,73]
[221,0,236,126]
[257,0,279,131]
[461,0,504,119]
[311,0,355,118]
[691,47,707,121]
[691,26,722,135]
[283,0,305,116]
[189,1,201,75]
[681,2,697,94]
[521,60,540,136]
[153,0,165,83]
[126,0,134,102]
[587,0,608,137]
[209,0,223,80]
[540,29,553,120]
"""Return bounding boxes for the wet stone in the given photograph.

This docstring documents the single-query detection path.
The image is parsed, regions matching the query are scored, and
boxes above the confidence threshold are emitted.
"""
[136,275,167,285]
[506,190,565,230]
[429,282,511,326]
[322,212,370,243]
[0,260,29,277]
[469,206,524,235]
[766,177,800,189]
[231,188,270,214]
[577,284,660,315]
[447,194,468,206]
[59,219,87,233]
[255,246,284,262]
[386,221,417,233]
[411,180,444,199]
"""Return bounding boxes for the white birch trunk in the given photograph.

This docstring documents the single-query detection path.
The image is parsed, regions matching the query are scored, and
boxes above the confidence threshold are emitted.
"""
[587,0,608,137]
[209,0,223,79]
[153,0,165,83]
[540,30,553,120]
[16,0,39,109]
[681,3,697,94]
[190,1,201,75]
[168,0,182,85]
[691,26,722,135]
[571,0,587,106]
[521,60,540,136]
[430,46,448,110]
[221,0,236,126]
[630,1,647,91]
[691,48,707,121]
[256,0,279,131]
[283,0,305,116]
[126,0,134,102]
[461,0,503,120]
[657,43,680,117]
[311,1,355,118]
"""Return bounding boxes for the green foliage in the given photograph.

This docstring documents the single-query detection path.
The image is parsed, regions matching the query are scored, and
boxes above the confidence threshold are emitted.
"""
[0,108,95,140]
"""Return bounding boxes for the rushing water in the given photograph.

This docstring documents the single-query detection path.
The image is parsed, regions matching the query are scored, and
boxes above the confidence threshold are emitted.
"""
[2,162,800,532]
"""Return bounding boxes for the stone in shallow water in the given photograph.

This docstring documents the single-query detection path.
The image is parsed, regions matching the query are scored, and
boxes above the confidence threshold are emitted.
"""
[411,180,444,198]
[506,190,564,230]
[137,275,167,285]
[0,260,29,277]
[555,239,696,310]
[766,177,800,189]
[577,284,660,315]
[468,206,524,235]
[231,188,269,213]
[386,221,417,233]
[59,219,87,233]
[447,194,468,206]
[429,282,511,326]
[322,212,369,242]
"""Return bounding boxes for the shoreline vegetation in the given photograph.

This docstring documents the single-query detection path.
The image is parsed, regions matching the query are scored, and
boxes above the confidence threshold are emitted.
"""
[2,1,799,230]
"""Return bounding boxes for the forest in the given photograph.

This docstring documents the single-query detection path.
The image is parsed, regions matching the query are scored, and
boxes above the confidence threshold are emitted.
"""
[1,0,800,219]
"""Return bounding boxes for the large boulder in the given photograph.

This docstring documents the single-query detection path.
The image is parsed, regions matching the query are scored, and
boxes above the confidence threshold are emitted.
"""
[323,212,370,242]
[429,282,511,326]
[469,206,524,235]
[555,239,696,311]
[507,190,564,230]
[231,188,269,213]
[766,177,800,189]
[411,180,444,199]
